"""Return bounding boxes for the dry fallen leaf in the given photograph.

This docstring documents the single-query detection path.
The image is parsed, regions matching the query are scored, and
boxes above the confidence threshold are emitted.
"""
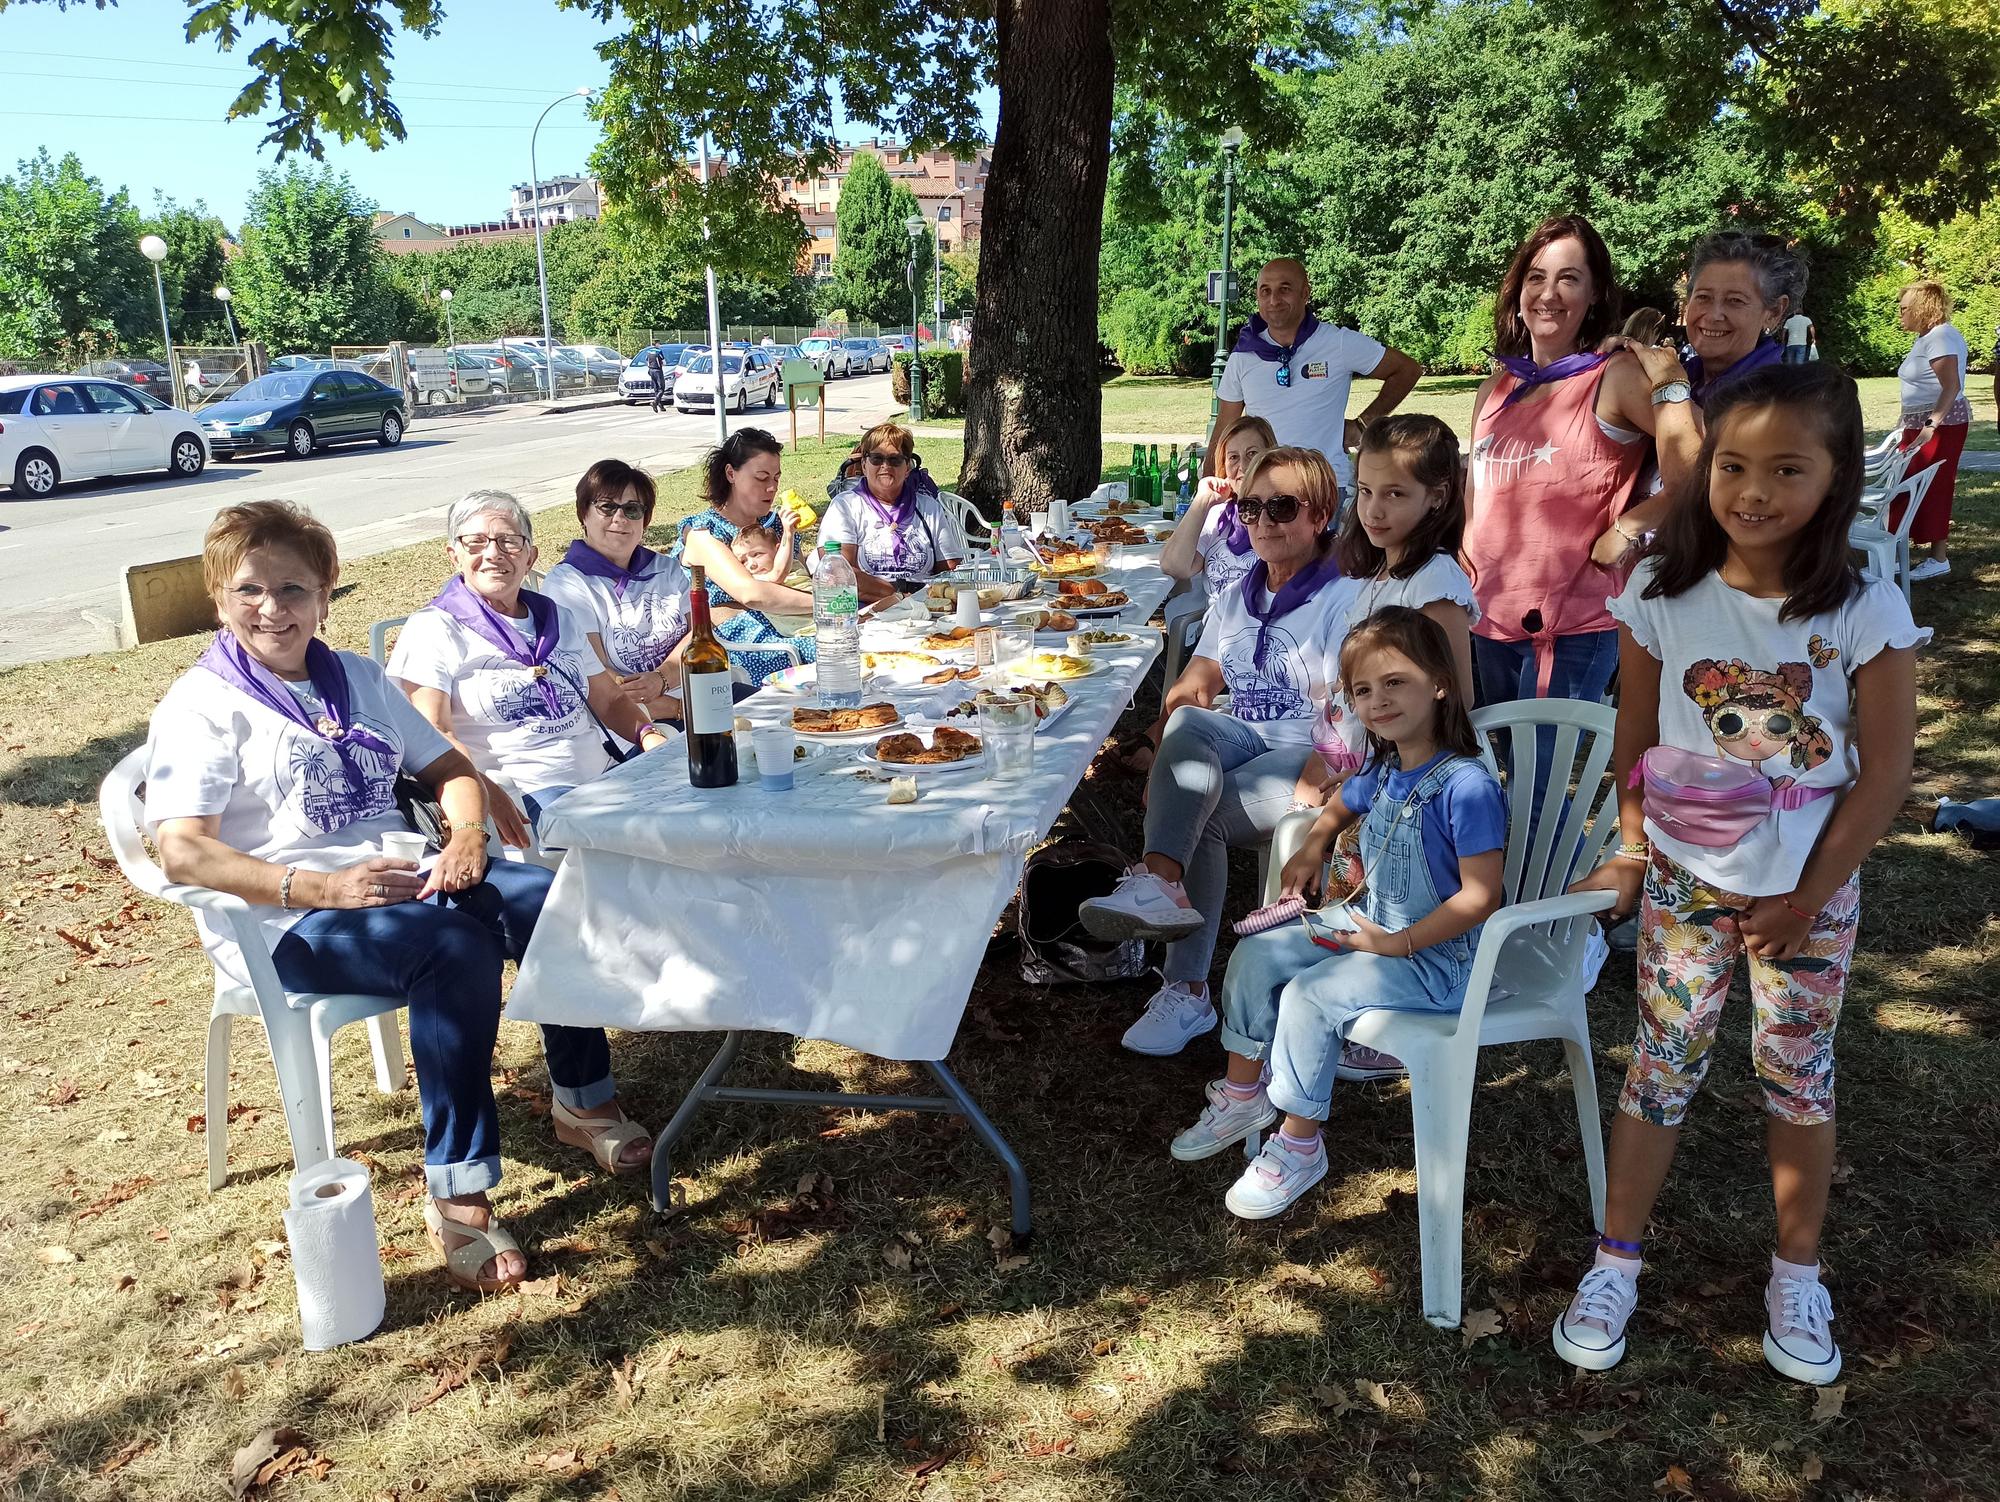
[1577,1423,1623,1445]
[996,1253,1030,1273]
[227,1425,315,1499]
[985,1225,1014,1254]
[1312,1382,1355,1417]
[1810,1384,1846,1422]
[221,1368,248,1400]
[1090,1338,1116,1358]
[1357,1379,1392,1412]
[1801,1452,1825,1481]
[1654,1463,1695,1497]
[96,1437,153,1476]
[610,1357,637,1409]
[1460,1307,1504,1347]
[36,1246,79,1266]
[881,1240,913,1272]
[534,1448,587,1475]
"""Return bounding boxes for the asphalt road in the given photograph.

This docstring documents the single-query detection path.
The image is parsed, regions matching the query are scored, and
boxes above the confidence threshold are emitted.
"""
[0,373,898,668]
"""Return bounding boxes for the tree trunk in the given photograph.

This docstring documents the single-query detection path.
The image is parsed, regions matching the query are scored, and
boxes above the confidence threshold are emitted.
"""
[957,0,1114,515]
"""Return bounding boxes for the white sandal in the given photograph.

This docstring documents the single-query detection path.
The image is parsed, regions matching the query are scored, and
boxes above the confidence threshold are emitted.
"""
[550,1097,653,1175]
[424,1200,525,1292]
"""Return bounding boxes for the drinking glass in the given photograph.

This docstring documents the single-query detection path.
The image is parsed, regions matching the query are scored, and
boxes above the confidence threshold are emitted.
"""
[977,695,1038,782]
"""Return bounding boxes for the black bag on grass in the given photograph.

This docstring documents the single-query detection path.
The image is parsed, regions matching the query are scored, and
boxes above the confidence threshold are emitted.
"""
[1018,841,1150,985]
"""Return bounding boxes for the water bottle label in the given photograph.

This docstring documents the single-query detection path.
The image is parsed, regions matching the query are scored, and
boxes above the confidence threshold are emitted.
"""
[686,670,734,734]
[818,587,857,615]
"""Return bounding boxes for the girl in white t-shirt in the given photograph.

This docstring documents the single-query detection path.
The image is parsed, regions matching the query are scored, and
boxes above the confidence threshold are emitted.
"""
[1160,412,1276,599]
[1554,363,1924,1388]
[1299,415,1478,798]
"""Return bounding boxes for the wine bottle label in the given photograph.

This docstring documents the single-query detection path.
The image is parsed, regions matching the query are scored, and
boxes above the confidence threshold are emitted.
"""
[686,670,733,734]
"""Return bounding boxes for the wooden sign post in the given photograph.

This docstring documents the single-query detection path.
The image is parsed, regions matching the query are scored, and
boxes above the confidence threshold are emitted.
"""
[783,359,827,451]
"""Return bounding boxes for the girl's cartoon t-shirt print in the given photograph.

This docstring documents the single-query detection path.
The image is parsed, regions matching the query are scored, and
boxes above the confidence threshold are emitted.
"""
[1683,658,1833,791]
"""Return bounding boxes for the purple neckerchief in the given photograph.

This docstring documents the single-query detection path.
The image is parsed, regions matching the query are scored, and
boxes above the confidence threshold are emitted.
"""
[1239,550,1342,670]
[848,467,938,529]
[1213,499,1254,556]
[560,538,659,601]
[196,633,398,786]
[1496,350,1608,408]
[1686,335,1783,406]
[1232,310,1322,365]
[428,575,564,715]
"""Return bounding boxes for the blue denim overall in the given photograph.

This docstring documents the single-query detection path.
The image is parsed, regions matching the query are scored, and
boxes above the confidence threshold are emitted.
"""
[1219,754,1486,1121]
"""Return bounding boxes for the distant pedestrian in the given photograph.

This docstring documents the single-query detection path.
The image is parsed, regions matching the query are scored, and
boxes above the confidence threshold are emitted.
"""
[1891,279,1972,582]
[1782,309,1816,364]
[645,347,665,414]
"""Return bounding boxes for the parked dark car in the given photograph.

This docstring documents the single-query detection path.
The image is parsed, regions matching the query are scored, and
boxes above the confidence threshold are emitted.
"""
[462,347,544,395]
[76,358,175,394]
[199,369,407,458]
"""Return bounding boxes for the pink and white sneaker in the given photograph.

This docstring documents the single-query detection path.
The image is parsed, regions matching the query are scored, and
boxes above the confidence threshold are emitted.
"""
[1079,867,1205,942]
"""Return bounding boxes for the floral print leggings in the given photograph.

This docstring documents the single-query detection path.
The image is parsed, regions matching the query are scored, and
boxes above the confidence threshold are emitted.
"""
[1621,850,1859,1128]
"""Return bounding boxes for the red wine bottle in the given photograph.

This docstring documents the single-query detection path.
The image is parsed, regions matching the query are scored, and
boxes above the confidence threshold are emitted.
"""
[683,566,737,788]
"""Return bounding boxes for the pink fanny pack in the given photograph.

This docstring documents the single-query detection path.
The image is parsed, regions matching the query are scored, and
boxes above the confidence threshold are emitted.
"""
[1633,745,1836,848]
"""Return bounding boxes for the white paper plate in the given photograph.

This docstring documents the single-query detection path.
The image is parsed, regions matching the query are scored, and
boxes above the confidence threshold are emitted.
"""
[1061,600,1135,620]
[1066,630,1143,650]
[792,712,906,740]
[854,735,987,773]
[1005,656,1110,682]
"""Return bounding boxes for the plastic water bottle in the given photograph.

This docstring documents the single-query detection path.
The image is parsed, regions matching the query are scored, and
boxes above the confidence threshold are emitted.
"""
[813,540,861,707]
[998,499,1022,559]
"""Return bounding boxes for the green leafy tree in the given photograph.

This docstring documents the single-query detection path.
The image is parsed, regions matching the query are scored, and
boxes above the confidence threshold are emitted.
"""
[142,196,235,346]
[232,163,398,350]
[0,150,149,364]
[826,152,932,327]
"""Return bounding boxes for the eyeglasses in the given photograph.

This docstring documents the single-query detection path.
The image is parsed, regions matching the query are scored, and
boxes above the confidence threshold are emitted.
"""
[228,583,317,608]
[591,500,647,521]
[864,451,911,467]
[1237,494,1305,525]
[454,533,528,555]
[1712,706,1796,740]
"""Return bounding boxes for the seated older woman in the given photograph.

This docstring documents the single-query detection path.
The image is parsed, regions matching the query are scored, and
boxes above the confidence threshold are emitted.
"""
[146,501,650,1292]
[541,458,691,728]
[819,420,967,602]
[671,428,819,687]
[1079,447,1350,1057]
[388,488,671,845]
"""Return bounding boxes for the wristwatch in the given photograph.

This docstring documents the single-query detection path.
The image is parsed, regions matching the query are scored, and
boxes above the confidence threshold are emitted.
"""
[1650,380,1692,407]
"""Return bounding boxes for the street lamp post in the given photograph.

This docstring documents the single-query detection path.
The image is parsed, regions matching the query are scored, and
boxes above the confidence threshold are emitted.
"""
[905,213,927,423]
[214,284,239,346]
[139,234,177,407]
[439,288,456,354]
[1207,126,1246,443]
[933,212,945,341]
[530,87,592,400]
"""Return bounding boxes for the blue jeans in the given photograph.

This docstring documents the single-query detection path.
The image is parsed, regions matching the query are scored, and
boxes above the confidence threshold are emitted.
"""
[1143,705,1311,984]
[270,860,616,1197]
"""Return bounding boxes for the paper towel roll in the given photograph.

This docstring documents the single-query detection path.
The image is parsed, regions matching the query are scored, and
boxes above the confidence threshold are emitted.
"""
[282,1156,386,1350]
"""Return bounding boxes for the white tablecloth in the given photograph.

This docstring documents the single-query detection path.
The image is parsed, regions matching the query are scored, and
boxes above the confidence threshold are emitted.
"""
[508,551,1175,1061]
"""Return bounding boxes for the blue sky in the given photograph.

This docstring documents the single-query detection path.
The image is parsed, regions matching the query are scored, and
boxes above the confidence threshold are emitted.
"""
[3,1,996,231]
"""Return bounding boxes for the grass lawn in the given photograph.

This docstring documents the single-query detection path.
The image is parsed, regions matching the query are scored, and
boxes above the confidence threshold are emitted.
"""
[1,444,1996,1500]
[1087,373,2000,452]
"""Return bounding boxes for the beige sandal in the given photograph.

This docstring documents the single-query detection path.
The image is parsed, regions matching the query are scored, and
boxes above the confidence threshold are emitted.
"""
[424,1200,526,1292]
[551,1097,653,1175]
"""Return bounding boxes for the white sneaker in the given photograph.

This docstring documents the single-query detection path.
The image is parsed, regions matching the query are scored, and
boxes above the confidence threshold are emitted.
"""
[1909,558,1951,583]
[1079,868,1206,942]
[1120,981,1218,1056]
[1552,1263,1639,1370]
[1170,1081,1277,1161]
[1764,1274,1842,1384]
[1335,1042,1408,1082]
[1223,1134,1327,1219]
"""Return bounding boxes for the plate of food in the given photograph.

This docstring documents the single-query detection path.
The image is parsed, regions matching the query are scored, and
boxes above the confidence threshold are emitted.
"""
[1030,551,1103,581]
[792,702,905,739]
[764,663,893,697]
[857,726,985,772]
[1017,607,1081,635]
[1005,651,1105,682]
[924,581,1016,614]
[1071,627,1140,649]
[861,649,945,682]
[918,624,980,653]
[945,680,1072,730]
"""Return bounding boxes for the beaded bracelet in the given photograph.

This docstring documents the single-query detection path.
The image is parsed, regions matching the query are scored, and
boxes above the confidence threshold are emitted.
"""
[278,865,297,912]
[1614,841,1649,862]
[1782,896,1814,922]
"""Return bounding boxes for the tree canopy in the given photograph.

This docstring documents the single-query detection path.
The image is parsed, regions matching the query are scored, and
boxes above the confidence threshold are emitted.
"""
[230,163,400,350]
[824,151,934,327]
[0,151,150,365]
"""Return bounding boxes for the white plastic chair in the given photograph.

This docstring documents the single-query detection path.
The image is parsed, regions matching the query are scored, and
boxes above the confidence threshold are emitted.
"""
[940,489,994,546]
[1159,583,1208,691]
[99,748,407,1191]
[1258,699,1621,1327]
[1850,460,1939,603]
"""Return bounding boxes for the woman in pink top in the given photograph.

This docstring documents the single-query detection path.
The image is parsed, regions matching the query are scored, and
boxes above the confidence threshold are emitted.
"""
[1463,215,1681,711]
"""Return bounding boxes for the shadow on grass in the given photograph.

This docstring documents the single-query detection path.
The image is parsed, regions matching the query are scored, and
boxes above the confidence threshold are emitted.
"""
[0,723,148,807]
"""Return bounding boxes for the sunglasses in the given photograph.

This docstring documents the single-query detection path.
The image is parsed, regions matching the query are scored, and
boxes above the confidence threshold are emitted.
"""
[591,500,647,521]
[1237,494,1306,525]
[1275,356,1293,390]
[864,451,911,467]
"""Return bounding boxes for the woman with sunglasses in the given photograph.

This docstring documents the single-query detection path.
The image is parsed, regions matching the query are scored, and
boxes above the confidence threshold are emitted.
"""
[541,459,694,729]
[388,490,671,850]
[1080,448,1351,1059]
[670,428,819,688]
[820,421,967,602]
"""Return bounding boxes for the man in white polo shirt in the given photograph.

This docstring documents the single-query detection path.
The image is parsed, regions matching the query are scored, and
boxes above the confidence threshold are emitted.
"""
[1207,258,1421,492]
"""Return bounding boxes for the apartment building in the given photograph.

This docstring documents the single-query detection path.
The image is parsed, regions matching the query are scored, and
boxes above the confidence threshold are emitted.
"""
[780,140,988,276]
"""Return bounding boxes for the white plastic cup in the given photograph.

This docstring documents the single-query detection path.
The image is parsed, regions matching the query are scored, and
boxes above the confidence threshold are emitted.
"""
[753,725,797,790]
[1028,510,1050,538]
[381,830,427,865]
[955,588,982,630]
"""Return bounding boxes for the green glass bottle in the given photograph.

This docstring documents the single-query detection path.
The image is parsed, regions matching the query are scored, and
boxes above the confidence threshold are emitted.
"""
[1148,443,1162,508]
[1129,442,1144,501]
[1163,442,1180,516]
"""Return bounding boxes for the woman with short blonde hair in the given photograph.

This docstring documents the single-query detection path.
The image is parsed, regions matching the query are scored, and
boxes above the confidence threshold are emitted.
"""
[819,418,965,602]
[1892,279,1973,580]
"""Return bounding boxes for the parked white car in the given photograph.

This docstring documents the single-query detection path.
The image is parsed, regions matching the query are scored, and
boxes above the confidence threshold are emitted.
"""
[799,336,849,378]
[0,374,209,497]
[673,350,782,413]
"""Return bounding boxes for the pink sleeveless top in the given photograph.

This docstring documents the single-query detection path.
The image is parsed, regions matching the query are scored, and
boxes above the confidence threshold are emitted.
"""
[1463,364,1645,692]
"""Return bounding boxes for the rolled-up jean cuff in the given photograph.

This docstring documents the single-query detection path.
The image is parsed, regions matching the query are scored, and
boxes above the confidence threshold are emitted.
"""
[1219,1025,1273,1062]
[552,1074,617,1112]
[425,1153,502,1198]
[1268,1084,1331,1122]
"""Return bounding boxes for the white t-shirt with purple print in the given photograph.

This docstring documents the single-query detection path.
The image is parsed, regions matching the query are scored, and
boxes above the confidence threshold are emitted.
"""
[541,553,693,677]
